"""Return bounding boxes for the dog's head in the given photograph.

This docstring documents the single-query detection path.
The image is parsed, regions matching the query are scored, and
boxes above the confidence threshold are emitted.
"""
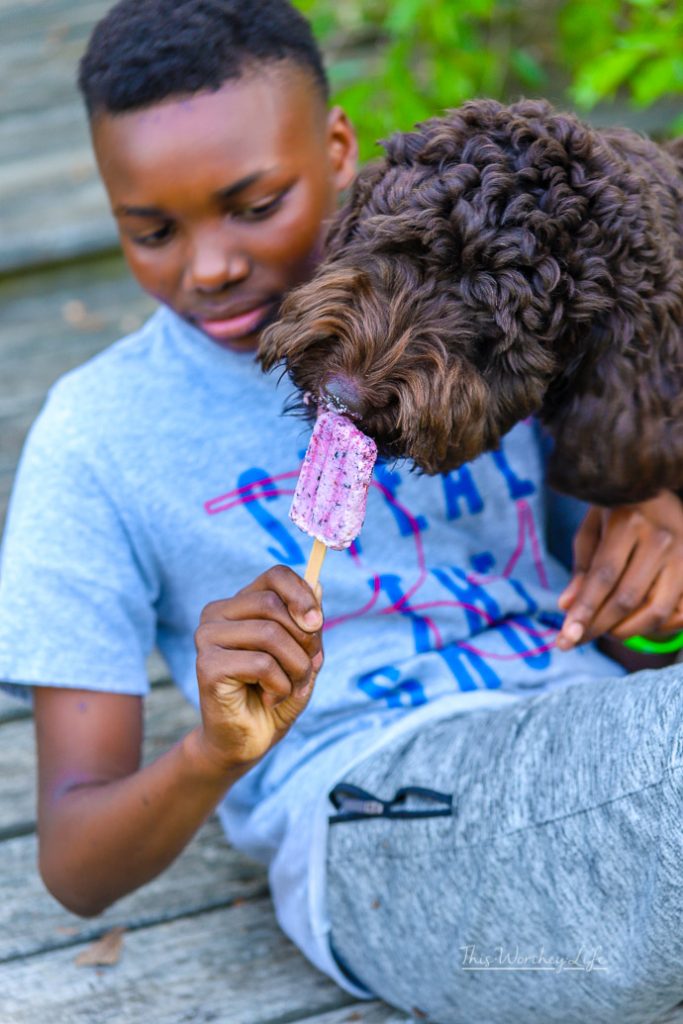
[260,99,683,503]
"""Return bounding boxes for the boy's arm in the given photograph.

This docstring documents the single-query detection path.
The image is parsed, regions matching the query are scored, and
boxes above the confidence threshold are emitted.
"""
[34,566,323,917]
[34,687,247,916]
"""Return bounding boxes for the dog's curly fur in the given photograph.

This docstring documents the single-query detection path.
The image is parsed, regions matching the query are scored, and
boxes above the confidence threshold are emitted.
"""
[259,99,683,505]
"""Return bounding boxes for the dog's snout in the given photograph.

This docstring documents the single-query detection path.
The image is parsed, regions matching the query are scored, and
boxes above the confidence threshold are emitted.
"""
[323,374,365,417]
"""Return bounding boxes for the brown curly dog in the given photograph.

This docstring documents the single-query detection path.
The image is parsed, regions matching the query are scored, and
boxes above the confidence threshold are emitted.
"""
[259,99,683,505]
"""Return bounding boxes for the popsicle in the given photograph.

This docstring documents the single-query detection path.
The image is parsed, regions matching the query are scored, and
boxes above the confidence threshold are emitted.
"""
[290,410,378,586]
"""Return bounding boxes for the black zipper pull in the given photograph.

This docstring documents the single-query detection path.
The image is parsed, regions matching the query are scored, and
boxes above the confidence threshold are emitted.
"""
[389,786,453,812]
[329,783,389,818]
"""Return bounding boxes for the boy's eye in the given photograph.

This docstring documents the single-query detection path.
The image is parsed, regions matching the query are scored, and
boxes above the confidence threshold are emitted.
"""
[133,223,175,247]
[238,191,288,221]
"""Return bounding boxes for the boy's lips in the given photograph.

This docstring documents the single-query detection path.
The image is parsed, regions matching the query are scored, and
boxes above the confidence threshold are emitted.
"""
[193,301,275,341]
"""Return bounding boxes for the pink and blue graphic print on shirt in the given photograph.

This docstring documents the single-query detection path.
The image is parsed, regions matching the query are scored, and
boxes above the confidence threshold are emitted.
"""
[204,421,574,707]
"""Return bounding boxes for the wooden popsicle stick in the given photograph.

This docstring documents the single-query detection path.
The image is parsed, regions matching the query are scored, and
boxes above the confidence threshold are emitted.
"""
[304,538,327,588]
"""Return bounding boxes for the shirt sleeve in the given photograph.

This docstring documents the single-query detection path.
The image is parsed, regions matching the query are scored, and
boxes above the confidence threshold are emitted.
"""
[0,383,157,702]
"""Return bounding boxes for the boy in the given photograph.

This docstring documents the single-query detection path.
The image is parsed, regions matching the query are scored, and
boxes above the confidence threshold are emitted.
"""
[2,2,683,1019]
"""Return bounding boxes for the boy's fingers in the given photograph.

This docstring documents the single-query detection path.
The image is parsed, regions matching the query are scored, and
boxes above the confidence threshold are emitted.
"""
[199,591,321,654]
[558,527,639,648]
[242,565,323,632]
[655,603,683,636]
[571,507,603,576]
[272,650,324,728]
[557,573,584,611]
[584,544,670,639]
[200,649,292,703]
[196,619,317,686]
[293,650,324,701]
[609,566,681,640]
[558,509,602,615]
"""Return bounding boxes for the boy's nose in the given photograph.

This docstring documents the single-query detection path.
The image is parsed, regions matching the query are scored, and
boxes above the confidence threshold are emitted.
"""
[188,236,251,293]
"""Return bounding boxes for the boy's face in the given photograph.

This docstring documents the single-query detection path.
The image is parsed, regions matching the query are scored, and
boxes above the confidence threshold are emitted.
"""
[91,67,357,350]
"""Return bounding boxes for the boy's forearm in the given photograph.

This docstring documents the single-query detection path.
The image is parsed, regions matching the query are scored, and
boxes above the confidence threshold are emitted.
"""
[38,727,251,917]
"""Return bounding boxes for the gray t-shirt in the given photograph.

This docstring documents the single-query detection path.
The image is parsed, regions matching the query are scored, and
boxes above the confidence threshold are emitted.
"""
[0,306,622,993]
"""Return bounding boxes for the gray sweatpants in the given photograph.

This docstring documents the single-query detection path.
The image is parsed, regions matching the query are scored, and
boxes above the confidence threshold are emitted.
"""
[326,666,683,1024]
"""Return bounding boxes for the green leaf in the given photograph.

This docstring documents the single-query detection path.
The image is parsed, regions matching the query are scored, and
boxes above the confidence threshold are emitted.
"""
[511,48,548,88]
[625,0,668,9]
[631,55,683,105]
[570,47,646,106]
[384,0,423,35]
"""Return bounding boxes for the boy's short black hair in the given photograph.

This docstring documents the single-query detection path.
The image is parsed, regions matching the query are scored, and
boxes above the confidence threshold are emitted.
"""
[79,0,329,118]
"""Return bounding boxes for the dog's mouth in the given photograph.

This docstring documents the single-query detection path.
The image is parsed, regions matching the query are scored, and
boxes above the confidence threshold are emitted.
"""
[319,374,366,419]
[298,375,410,464]
[296,372,468,477]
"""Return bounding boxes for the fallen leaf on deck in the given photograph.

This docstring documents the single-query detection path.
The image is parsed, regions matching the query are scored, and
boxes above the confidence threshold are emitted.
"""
[75,927,125,967]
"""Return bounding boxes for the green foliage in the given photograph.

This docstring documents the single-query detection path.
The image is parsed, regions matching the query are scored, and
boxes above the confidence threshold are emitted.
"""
[562,0,683,115]
[294,0,683,158]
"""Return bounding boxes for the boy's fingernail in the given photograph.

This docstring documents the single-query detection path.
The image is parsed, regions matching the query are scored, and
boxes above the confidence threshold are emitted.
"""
[559,621,585,648]
[303,609,322,629]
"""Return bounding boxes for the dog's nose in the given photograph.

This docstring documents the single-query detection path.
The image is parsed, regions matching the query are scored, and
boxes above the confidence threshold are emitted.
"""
[322,374,365,417]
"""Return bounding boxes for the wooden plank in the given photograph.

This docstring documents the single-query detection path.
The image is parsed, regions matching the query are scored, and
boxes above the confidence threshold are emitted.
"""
[0,304,150,415]
[0,684,198,834]
[0,714,38,834]
[0,2,109,92]
[295,1006,411,1024]
[0,256,154,409]
[0,102,85,163]
[0,898,357,1024]
[292,1006,411,1024]
[0,184,116,273]
[296,1004,683,1024]
[0,2,115,269]
[0,819,268,962]
[0,255,155,528]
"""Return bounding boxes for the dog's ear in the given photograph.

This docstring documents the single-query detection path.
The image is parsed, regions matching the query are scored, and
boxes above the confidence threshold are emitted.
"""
[543,326,683,504]
[409,356,493,471]
[258,265,363,373]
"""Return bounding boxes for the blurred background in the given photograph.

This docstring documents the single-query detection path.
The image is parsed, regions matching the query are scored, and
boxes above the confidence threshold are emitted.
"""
[0,0,682,533]
[301,0,683,158]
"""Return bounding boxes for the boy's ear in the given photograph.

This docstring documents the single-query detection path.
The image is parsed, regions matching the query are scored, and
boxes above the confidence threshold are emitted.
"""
[326,106,358,192]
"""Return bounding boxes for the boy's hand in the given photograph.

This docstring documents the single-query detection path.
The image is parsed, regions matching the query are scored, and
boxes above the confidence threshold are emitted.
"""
[194,566,323,771]
[556,491,683,650]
